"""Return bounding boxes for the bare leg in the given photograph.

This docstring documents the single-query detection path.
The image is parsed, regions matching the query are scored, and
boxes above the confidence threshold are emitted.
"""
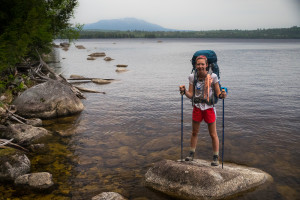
[191,120,200,149]
[208,121,219,153]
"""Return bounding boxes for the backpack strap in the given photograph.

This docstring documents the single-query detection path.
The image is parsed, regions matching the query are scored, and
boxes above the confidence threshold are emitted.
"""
[192,70,197,107]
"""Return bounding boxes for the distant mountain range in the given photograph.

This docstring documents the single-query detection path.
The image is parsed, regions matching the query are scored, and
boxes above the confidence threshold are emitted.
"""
[83,18,176,31]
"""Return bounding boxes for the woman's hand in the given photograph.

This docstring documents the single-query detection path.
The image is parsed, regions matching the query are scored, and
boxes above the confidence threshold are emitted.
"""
[179,85,186,95]
[219,89,227,99]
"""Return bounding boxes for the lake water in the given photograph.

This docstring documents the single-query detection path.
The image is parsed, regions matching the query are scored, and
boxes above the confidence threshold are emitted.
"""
[2,38,300,200]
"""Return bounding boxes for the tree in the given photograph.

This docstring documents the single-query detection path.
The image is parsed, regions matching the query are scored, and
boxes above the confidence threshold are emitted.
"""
[0,0,79,73]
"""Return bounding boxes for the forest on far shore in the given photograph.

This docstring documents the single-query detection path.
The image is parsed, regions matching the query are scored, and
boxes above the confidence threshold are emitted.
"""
[78,26,300,39]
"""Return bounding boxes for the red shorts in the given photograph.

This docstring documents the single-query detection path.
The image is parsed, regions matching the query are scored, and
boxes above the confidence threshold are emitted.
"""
[192,107,216,123]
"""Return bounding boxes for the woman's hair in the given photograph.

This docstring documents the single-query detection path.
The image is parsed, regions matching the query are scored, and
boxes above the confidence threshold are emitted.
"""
[196,55,208,64]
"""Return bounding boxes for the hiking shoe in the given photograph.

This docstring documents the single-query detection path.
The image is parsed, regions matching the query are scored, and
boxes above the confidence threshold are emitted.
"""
[185,151,195,161]
[211,155,219,166]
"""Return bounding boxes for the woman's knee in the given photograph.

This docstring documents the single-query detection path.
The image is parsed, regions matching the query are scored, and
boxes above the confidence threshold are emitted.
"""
[192,130,198,137]
[210,133,219,140]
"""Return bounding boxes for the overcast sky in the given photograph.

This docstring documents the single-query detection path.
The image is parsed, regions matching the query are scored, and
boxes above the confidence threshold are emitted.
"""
[71,0,300,30]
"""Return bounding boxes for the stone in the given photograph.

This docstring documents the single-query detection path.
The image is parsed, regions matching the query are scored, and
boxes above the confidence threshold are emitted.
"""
[14,172,54,190]
[60,42,70,47]
[13,79,84,119]
[104,57,114,61]
[26,118,43,127]
[116,68,128,73]
[88,52,106,57]
[87,57,96,60]
[92,192,127,200]
[116,64,128,68]
[91,79,111,84]
[75,45,86,49]
[0,148,30,181]
[28,144,46,153]
[70,75,85,79]
[145,159,272,200]
[2,123,50,145]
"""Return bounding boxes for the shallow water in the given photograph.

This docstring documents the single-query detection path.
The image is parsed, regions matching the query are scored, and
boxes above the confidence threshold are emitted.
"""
[1,38,300,200]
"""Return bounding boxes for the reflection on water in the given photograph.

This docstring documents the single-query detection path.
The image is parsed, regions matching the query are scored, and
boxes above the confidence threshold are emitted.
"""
[1,39,300,200]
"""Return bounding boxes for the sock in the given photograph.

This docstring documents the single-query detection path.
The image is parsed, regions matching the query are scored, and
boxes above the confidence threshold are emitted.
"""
[190,148,196,153]
[214,152,219,156]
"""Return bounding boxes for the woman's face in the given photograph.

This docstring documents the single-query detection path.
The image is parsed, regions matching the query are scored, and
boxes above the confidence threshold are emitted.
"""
[196,58,208,75]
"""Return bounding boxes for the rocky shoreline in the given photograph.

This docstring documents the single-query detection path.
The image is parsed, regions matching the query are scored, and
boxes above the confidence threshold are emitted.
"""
[0,43,128,199]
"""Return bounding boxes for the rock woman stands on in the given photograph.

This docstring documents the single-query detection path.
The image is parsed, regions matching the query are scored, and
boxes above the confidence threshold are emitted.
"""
[179,55,227,166]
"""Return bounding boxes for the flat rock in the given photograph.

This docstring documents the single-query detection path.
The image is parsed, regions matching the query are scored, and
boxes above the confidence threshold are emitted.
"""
[91,192,127,200]
[75,45,86,49]
[2,123,50,145]
[89,52,106,57]
[14,172,54,190]
[91,78,111,84]
[145,159,272,200]
[116,67,128,73]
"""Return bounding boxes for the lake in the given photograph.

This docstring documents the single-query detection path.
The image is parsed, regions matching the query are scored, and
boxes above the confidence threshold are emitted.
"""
[2,38,300,200]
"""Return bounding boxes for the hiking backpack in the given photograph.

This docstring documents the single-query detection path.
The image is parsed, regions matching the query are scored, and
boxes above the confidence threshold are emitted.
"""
[191,50,220,79]
[191,50,221,105]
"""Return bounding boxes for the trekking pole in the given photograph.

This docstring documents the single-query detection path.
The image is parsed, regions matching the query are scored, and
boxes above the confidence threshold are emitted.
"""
[181,93,184,162]
[222,96,225,169]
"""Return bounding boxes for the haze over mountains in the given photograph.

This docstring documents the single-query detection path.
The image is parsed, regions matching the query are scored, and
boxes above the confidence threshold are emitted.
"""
[83,18,176,31]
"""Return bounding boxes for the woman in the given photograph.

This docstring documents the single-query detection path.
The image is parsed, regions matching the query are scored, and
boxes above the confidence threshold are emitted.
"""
[179,55,227,166]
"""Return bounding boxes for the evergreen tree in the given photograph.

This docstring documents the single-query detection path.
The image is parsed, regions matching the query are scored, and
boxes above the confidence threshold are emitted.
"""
[0,0,79,72]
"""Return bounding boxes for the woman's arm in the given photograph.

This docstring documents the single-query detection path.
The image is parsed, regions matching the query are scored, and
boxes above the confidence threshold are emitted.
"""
[185,83,194,99]
[179,83,194,99]
[214,82,227,99]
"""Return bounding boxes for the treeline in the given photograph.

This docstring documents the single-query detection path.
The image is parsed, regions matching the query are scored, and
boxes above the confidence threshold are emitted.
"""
[78,26,300,39]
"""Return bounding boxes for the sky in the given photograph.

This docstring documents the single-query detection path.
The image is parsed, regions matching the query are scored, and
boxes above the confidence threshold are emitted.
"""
[71,0,300,31]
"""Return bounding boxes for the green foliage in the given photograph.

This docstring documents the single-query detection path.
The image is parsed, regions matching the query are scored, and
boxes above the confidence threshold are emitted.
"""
[0,73,25,95]
[79,26,300,39]
[58,23,83,43]
[0,0,78,73]
[0,81,5,94]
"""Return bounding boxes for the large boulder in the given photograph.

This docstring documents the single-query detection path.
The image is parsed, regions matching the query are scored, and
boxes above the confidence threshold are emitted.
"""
[0,148,30,182]
[145,159,272,200]
[14,172,54,190]
[13,80,84,119]
[0,123,50,145]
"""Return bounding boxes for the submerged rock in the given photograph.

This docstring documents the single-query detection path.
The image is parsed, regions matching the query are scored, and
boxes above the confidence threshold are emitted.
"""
[104,57,114,61]
[145,159,272,200]
[0,148,30,182]
[89,52,106,57]
[25,118,43,127]
[75,45,86,49]
[14,172,54,190]
[92,192,127,200]
[116,67,128,73]
[60,42,70,48]
[91,78,111,84]
[1,124,50,145]
[13,80,84,119]
[87,57,95,60]
[116,64,128,68]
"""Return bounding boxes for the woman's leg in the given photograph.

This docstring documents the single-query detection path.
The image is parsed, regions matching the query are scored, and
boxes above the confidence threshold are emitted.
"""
[208,121,219,154]
[191,120,200,149]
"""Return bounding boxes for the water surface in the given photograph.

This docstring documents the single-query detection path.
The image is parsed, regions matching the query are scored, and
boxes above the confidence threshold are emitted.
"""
[2,38,299,200]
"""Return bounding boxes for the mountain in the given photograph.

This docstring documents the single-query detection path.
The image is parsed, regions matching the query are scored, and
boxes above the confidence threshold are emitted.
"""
[83,18,175,31]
